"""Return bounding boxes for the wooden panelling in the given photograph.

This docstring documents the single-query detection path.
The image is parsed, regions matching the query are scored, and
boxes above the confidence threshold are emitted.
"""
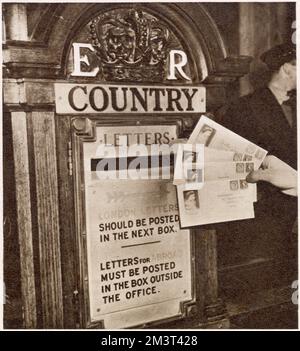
[30,111,63,328]
[204,230,218,305]
[55,116,78,328]
[197,229,229,328]
[11,111,37,328]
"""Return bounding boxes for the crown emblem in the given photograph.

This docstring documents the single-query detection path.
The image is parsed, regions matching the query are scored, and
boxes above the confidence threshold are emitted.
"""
[89,9,172,82]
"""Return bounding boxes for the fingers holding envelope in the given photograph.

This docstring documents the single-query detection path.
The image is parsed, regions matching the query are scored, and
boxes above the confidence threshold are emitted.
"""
[246,155,297,196]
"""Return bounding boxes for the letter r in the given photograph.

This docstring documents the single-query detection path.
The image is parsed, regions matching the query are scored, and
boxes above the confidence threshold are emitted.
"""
[167,50,191,81]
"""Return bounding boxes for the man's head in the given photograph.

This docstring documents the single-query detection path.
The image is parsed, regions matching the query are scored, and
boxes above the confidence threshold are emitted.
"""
[261,42,296,90]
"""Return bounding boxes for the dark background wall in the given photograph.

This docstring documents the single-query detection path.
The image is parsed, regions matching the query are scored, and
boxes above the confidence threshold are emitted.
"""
[238,2,295,96]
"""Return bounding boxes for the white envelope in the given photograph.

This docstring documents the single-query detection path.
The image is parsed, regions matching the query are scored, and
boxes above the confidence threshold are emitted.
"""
[188,115,268,168]
[177,179,255,228]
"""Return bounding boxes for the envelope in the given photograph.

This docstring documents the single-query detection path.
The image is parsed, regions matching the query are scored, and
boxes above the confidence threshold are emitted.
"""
[177,162,257,202]
[204,147,240,163]
[173,143,204,185]
[204,161,254,181]
[188,115,268,168]
[177,179,255,228]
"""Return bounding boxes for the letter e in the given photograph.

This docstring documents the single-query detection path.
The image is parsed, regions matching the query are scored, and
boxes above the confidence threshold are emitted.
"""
[71,43,99,77]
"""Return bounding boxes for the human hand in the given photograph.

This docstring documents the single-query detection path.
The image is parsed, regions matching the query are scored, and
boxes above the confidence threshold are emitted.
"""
[246,155,297,196]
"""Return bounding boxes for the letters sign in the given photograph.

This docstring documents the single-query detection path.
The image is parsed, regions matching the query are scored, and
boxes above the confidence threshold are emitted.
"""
[81,125,193,328]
